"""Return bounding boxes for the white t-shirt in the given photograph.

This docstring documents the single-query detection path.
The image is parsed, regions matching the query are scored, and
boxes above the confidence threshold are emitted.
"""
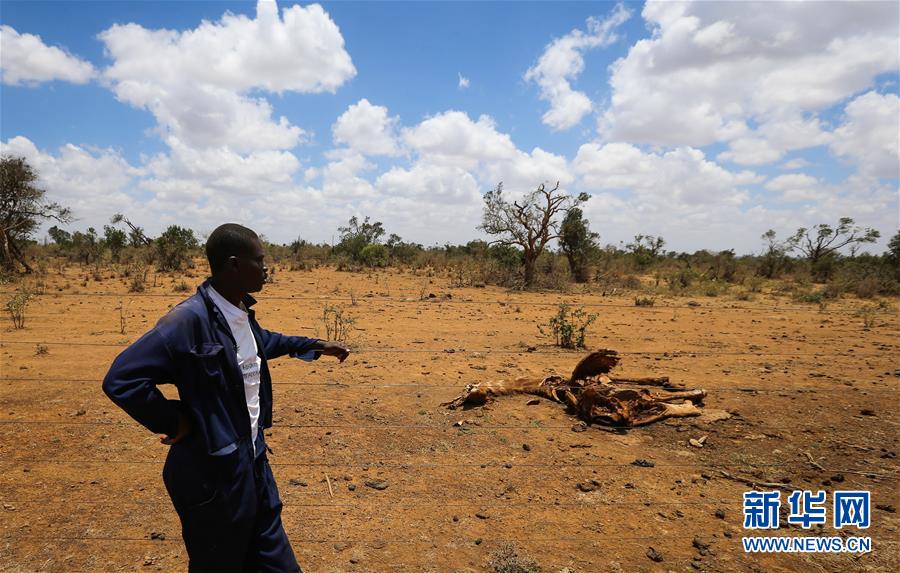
[208,286,262,453]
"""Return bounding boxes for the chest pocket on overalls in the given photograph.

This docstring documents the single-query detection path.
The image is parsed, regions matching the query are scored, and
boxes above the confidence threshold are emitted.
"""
[190,343,224,379]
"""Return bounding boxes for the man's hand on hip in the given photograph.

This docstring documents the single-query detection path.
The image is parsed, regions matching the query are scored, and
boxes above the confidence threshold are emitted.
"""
[160,412,192,445]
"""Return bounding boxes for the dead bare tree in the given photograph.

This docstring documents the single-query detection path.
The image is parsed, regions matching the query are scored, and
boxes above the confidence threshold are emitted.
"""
[111,213,152,247]
[0,156,71,273]
[479,181,588,288]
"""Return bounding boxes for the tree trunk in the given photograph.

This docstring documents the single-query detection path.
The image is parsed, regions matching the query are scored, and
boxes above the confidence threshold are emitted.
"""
[0,231,32,273]
[523,253,537,288]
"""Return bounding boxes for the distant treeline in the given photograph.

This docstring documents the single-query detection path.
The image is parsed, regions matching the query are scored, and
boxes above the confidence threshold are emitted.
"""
[3,155,897,299]
[19,213,900,300]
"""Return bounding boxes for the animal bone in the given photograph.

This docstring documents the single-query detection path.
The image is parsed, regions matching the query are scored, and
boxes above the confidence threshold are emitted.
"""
[443,349,707,427]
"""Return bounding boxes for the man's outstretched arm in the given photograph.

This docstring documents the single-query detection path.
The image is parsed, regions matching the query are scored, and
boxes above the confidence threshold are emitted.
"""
[257,328,349,362]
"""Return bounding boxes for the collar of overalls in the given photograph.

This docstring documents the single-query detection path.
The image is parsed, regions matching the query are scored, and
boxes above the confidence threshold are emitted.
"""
[198,279,258,335]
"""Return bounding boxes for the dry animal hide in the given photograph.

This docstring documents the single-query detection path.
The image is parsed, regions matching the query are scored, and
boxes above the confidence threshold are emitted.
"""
[443,349,706,427]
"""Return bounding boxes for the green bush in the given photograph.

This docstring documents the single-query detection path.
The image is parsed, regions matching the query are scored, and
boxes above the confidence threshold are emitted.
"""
[538,303,597,349]
[793,290,824,304]
[156,225,198,272]
[359,244,389,268]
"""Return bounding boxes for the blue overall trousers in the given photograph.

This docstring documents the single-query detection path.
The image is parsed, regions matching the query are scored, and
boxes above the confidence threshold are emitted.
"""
[163,431,300,572]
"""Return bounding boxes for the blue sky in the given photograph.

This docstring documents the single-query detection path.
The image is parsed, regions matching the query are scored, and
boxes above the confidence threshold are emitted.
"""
[1,0,898,253]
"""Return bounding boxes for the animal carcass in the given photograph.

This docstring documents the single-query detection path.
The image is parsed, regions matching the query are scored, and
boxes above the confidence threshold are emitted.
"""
[443,349,706,427]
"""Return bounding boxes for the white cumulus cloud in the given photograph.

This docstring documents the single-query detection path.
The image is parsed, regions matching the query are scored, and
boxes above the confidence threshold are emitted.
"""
[525,4,631,130]
[600,0,899,152]
[574,142,755,206]
[764,173,826,202]
[0,136,139,230]
[0,25,96,85]
[830,91,900,179]
[332,99,402,156]
[98,0,355,153]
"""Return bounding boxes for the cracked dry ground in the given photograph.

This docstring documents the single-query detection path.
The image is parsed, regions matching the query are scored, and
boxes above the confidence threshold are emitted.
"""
[0,266,897,572]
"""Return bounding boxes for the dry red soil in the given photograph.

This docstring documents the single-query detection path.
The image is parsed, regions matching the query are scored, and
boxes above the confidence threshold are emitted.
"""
[0,266,898,572]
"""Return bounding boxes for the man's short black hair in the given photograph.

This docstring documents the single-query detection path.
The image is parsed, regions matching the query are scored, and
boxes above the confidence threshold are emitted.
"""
[206,223,259,273]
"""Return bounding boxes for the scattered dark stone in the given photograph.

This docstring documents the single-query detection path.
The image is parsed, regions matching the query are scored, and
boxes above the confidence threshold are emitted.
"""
[714,509,726,520]
[571,422,588,432]
[624,483,636,489]
[526,399,541,406]
[475,512,489,520]
[504,463,513,469]
[149,532,165,541]
[288,478,308,487]
[646,547,664,562]
[365,480,388,490]
[576,482,597,492]
[452,515,459,522]
[723,530,733,538]
[860,409,876,416]
[526,346,537,352]
[881,451,896,459]
[347,484,356,491]
[333,542,349,552]
[875,504,896,513]
[632,459,655,468]
[349,558,359,564]
[830,474,845,483]
[692,537,710,556]
[522,443,531,452]
[474,538,483,545]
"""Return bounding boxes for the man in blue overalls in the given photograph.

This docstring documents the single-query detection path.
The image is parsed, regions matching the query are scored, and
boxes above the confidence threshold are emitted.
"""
[103,223,350,572]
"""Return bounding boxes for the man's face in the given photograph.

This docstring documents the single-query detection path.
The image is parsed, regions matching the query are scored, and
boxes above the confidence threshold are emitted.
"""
[236,238,268,293]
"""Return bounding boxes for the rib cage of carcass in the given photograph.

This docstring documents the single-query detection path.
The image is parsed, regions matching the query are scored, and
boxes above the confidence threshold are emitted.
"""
[443,349,707,427]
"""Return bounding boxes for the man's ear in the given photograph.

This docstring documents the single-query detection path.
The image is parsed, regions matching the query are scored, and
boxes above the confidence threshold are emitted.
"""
[226,255,239,271]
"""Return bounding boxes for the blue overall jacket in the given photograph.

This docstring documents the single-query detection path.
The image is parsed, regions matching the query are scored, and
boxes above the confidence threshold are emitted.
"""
[102,281,319,456]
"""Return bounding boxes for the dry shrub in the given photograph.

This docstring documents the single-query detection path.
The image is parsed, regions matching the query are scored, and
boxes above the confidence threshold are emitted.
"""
[127,262,148,293]
[321,304,354,342]
[6,291,32,329]
[534,255,571,291]
[595,271,641,292]
[744,276,764,293]
[851,275,880,299]
[487,543,541,573]
[734,290,755,301]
